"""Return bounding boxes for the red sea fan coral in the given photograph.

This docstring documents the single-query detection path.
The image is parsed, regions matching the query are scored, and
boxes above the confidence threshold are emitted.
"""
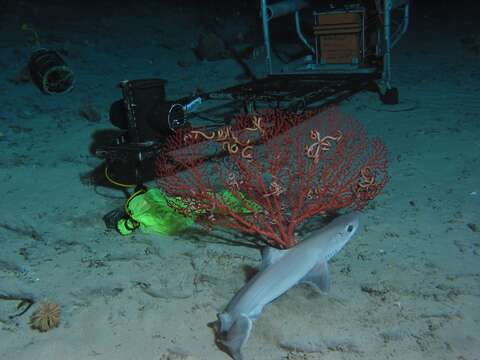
[157,106,388,249]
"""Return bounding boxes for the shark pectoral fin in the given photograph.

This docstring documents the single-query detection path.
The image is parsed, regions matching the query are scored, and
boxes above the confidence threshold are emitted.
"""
[223,314,252,360]
[260,246,290,271]
[300,261,331,292]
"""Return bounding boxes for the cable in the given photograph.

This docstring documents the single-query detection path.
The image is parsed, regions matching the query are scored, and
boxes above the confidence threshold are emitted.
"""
[124,188,147,217]
[104,165,136,188]
[167,103,184,130]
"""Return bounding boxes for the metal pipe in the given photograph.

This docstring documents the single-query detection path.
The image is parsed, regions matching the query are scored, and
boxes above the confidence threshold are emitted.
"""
[295,10,314,54]
[391,0,409,8]
[392,3,409,47]
[383,0,392,88]
[261,0,273,74]
[266,0,308,20]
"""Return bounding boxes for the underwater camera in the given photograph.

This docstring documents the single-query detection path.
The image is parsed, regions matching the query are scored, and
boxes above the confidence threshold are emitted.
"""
[109,79,188,144]
[94,79,192,185]
[110,79,189,144]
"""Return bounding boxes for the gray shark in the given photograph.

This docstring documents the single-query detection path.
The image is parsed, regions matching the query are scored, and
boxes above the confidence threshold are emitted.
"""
[217,212,361,360]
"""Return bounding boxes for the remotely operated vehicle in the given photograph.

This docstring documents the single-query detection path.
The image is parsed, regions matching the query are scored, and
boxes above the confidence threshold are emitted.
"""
[95,0,409,186]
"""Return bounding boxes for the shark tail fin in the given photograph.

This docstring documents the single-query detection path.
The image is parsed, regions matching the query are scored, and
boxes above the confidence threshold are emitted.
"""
[218,312,233,333]
[222,314,252,360]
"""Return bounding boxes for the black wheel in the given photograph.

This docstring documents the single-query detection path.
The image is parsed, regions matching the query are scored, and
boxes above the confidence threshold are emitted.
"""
[382,87,399,105]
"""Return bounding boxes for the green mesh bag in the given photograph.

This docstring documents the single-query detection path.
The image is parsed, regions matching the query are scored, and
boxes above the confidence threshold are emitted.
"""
[118,188,260,236]
[118,188,194,235]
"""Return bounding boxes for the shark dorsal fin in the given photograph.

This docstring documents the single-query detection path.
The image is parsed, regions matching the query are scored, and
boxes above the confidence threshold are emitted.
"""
[260,246,289,271]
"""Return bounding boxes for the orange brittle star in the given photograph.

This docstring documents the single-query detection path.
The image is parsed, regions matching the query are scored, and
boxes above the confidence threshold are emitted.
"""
[263,178,285,197]
[357,167,377,192]
[305,129,342,163]
[187,123,258,159]
[245,115,265,135]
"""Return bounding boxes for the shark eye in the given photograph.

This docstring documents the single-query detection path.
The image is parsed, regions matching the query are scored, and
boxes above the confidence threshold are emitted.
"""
[347,224,354,233]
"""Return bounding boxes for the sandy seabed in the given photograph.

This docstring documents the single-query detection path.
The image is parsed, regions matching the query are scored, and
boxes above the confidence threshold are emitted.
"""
[0,2,479,360]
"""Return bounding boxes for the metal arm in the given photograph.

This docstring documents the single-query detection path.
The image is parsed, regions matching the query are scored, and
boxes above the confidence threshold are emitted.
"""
[261,0,309,74]
[382,0,410,89]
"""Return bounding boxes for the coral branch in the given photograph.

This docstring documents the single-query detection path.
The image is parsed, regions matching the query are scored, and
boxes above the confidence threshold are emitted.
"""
[156,106,388,249]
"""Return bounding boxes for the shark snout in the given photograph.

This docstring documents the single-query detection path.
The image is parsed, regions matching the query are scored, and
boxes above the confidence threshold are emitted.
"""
[328,211,361,237]
[317,211,361,261]
[344,211,361,235]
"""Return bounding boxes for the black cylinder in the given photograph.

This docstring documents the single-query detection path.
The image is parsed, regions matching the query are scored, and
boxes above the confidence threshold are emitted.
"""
[28,49,74,94]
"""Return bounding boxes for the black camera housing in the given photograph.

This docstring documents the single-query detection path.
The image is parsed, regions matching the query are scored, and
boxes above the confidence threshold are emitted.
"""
[109,79,186,144]
[93,79,188,186]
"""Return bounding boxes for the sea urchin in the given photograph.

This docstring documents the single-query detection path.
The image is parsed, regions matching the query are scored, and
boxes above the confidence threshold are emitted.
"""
[30,301,61,332]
